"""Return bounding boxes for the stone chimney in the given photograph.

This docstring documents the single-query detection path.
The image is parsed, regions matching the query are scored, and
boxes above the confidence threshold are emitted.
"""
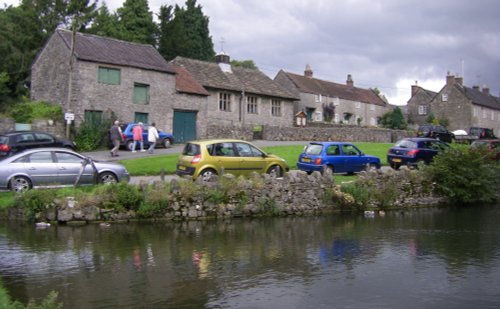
[304,64,313,78]
[446,72,455,86]
[482,86,490,95]
[472,85,480,91]
[411,81,419,97]
[346,74,354,87]
[455,77,463,86]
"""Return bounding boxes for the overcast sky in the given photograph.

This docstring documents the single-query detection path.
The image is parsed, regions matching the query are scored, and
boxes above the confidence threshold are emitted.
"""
[3,0,500,105]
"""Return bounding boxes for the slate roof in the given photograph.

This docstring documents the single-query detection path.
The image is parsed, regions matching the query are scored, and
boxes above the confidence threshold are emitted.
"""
[462,85,500,110]
[279,71,387,106]
[172,57,299,100]
[407,86,438,104]
[55,29,176,74]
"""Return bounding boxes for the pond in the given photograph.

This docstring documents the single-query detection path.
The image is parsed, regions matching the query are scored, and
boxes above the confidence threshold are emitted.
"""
[1,205,500,308]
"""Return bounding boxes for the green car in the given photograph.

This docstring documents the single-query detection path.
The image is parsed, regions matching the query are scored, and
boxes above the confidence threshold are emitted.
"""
[176,139,289,180]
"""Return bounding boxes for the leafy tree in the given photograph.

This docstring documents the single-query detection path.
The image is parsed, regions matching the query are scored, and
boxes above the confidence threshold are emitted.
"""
[380,107,407,129]
[66,0,97,32]
[158,0,215,61]
[231,60,257,69]
[86,3,118,37]
[115,0,157,45]
[322,102,335,122]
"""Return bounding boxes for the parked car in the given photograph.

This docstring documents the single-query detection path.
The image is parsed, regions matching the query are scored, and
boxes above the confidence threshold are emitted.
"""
[176,139,289,180]
[0,131,76,159]
[387,137,450,169]
[120,123,174,150]
[416,124,454,143]
[470,139,500,161]
[0,148,130,192]
[297,142,381,175]
[469,127,497,139]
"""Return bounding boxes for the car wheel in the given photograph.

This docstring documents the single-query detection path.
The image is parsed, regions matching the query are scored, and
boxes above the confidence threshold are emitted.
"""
[99,172,118,185]
[199,168,217,181]
[162,138,172,148]
[126,140,134,151]
[390,163,400,170]
[9,176,32,192]
[267,165,283,178]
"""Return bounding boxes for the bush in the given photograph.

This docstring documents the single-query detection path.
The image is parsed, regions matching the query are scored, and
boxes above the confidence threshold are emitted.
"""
[422,147,500,204]
[8,100,63,123]
[15,189,58,221]
[75,118,114,151]
[94,182,143,211]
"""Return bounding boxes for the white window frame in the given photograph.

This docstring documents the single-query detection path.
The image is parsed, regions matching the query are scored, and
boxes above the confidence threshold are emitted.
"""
[442,93,448,102]
[219,92,232,112]
[418,105,428,115]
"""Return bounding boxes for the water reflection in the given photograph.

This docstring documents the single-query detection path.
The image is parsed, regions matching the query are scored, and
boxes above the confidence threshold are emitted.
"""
[1,206,499,308]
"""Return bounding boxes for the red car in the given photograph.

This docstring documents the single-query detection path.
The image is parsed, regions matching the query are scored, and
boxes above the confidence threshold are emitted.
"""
[470,139,500,161]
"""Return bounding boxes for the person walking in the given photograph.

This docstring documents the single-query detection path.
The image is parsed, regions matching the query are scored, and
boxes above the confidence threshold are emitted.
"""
[131,122,145,152]
[147,122,159,154]
[109,120,123,157]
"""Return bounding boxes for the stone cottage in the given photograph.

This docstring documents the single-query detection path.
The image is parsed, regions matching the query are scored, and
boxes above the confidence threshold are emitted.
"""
[171,54,299,131]
[274,65,391,126]
[30,29,191,135]
[406,82,438,126]
[407,73,500,136]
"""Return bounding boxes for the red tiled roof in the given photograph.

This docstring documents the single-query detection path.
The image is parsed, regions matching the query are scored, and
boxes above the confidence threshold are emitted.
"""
[174,65,209,96]
[283,71,386,106]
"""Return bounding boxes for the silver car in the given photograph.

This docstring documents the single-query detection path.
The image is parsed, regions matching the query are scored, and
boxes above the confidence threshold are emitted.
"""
[0,148,130,191]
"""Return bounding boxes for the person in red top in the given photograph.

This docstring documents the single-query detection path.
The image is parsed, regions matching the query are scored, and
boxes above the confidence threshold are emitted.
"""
[131,122,145,152]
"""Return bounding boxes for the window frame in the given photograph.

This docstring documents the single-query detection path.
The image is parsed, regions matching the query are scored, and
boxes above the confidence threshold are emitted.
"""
[219,92,232,112]
[246,95,258,114]
[133,83,150,105]
[271,99,282,117]
[98,67,121,85]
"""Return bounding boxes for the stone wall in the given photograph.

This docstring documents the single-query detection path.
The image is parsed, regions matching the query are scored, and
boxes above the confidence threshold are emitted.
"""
[206,123,409,143]
[0,118,66,139]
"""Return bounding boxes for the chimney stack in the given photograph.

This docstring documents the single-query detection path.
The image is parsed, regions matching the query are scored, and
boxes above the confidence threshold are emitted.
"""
[411,81,419,97]
[304,64,313,78]
[472,85,480,91]
[446,72,455,86]
[346,74,354,87]
[482,86,490,95]
[456,77,463,86]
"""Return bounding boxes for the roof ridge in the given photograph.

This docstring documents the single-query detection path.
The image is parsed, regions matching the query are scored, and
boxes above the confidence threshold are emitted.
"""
[56,28,155,49]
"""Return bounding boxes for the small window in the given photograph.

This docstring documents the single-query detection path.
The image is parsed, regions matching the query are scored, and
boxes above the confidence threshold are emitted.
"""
[355,102,361,109]
[133,83,150,105]
[213,142,235,157]
[219,92,232,111]
[271,99,282,117]
[98,67,121,85]
[326,145,340,156]
[84,110,102,126]
[418,105,428,115]
[34,133,54,143]
[342,145,360,156]
[134,112,148,124]
[247,96,258,114]
[442,93,448,101]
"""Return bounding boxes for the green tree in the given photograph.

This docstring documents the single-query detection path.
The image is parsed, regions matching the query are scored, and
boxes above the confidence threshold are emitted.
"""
[158,0,215,61]
[115,0,157,45]
[380,107,407,129]
[86,3,118,37]
[231,60,258,69]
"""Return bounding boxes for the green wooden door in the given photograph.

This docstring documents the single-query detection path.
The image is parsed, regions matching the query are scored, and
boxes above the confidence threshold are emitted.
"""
[173,111,197,143]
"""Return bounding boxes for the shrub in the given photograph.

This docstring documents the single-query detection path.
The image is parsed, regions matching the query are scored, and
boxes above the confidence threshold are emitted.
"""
[138,184,172,217]
[422,147,500,204]
[8,100,63,123]
[75,118,114,151]
[15,189,58,221]
[94,182,143,211]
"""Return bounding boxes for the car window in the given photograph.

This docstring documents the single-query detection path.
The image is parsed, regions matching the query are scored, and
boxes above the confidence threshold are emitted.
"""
[55,152,84,164]
[34,133,55,143]
[0,136,7,144]
[182,143,200,156]
[342,145,360,156]
[213,142,235,157]
[304,144,323,155]
[395,140,417,148]
[27,151,53,163]
[16,133,35,143]
[326,145,340,156]
[235,142,263,157]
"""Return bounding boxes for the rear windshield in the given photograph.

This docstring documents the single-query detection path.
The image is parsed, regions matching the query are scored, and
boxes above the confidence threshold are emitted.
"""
[182,143,200,156]
[304,144,323,155]
[394,140,417,148]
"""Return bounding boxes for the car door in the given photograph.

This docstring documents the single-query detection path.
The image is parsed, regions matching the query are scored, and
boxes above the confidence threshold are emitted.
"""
[340,144,364,172]
[23,151,58,186]
[212,142,241,176]
[235,142,267,176]
[54,151,94,185]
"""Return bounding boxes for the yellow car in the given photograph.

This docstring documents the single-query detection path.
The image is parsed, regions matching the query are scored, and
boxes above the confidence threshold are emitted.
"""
[176,139,289,180]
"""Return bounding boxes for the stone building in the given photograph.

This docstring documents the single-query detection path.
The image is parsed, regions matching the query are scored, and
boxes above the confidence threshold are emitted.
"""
[274,65,391,126]
[406,83,438,126]
[30,29,190,136]
[172,54,299,130]
[407,73,500,136]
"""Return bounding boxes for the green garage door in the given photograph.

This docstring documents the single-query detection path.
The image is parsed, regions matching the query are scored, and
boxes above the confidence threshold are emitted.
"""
[173,111,197,143]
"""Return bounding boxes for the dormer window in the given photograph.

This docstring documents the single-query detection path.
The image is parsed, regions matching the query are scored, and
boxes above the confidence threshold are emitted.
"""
[442,93,448,102]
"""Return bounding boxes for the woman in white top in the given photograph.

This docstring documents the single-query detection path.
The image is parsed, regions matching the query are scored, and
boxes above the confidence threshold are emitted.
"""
[147,122,160,154]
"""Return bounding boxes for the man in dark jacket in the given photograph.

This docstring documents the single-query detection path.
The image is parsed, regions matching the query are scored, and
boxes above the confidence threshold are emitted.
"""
[109,120,123,157]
